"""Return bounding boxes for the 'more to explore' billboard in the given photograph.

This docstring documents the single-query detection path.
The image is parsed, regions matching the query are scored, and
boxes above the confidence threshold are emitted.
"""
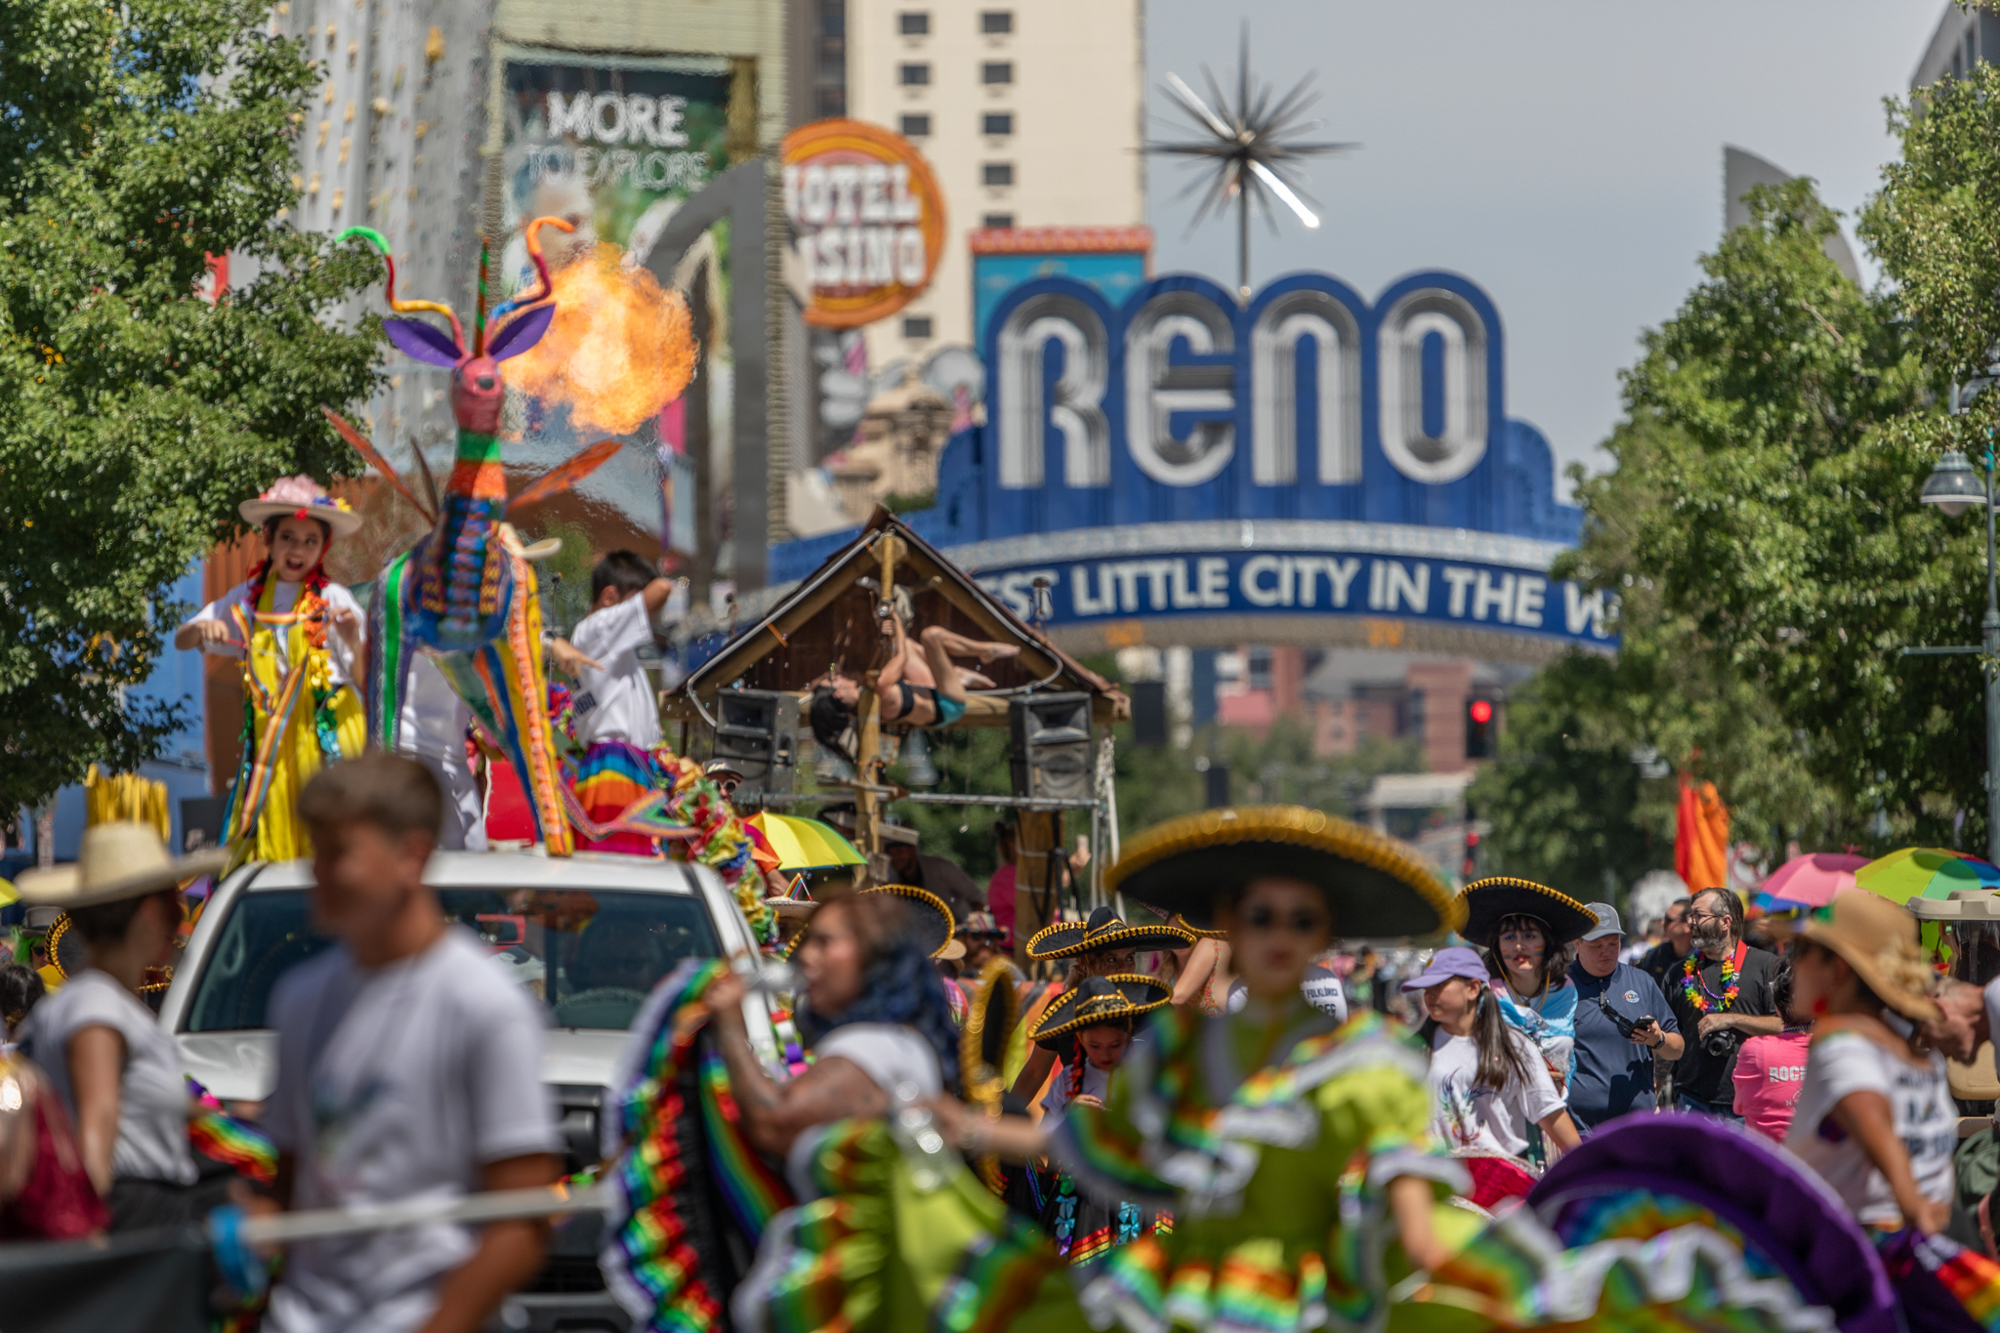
[763,269,1614,664]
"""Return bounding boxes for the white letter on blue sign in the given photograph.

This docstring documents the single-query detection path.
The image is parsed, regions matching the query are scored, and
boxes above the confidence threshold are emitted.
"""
[1251,291,1361,485]
[1441,565,1477,618]
[1565,584,1611,637]
[1072,566,1113,616]
[1125,291,1235,486]
[1472,571,1515,622]
[1513,576,1547,627]
[1368,560,1430,613]
[997,294,1110,489]
[1243,555,1284,607]
[1377,289,1489,484]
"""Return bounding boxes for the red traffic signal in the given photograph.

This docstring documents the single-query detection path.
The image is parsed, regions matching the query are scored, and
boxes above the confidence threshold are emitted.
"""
[1469,699,1493,725]
[1465,696,1498,759]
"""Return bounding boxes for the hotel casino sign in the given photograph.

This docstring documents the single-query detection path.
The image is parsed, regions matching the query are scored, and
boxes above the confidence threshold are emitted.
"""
[767,270,1617,663]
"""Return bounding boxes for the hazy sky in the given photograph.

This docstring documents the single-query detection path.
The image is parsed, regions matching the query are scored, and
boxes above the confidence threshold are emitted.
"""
[1145,0,1948,493]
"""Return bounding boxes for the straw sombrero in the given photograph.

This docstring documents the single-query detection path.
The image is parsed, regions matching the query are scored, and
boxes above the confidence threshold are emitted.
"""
[1765,890,1940,1023]
[1459,877,1598,949]
[1107,805,1460,938]
[16,821,226,911]
[1027,973,1172,1048]
[777,883,957,961]
[1025,904,1193,962]
[239,475,362,538]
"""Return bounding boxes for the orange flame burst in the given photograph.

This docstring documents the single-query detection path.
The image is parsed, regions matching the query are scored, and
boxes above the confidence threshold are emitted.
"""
[505,242,697,437]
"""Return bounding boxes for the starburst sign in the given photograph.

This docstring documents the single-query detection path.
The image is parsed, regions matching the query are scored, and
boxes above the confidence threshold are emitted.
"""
[1147,28,1357,295]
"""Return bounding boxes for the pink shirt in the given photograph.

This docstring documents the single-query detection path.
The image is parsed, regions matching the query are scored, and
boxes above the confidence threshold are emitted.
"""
[988,863,1017,943]
[1732,1030,1812,1141]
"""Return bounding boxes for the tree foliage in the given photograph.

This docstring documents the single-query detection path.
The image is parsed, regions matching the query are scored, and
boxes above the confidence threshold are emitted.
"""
[1477,168,1988,877]
[0,0,382,813]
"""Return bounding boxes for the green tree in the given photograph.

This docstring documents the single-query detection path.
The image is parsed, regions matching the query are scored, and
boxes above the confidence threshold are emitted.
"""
[1480,175,1966,867]
[0,0,382,814]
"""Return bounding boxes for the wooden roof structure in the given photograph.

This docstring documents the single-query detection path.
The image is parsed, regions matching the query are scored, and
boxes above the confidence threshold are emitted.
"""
[672,508,1127,725]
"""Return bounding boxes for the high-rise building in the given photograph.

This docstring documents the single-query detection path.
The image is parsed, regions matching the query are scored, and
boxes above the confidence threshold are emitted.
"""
[840,0,1144,366]
[1912,3,2000,88]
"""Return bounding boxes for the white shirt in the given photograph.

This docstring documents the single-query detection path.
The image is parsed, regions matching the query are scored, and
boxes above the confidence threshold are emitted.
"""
[263,929,559,1333]
[1427,1025,1564,1160]
[1224,964,1350,1023]
[19,969,197,1186]
[569,594,661,748]
[1041,1060,1111,1117]
[394,655,472,765]
[1786,1028,1958,1227]
[812,1023,942,1099]
[185,578,363,687]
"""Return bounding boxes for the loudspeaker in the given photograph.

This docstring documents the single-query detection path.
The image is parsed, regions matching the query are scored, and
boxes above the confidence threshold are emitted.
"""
[1132,680,1168,748]
[713,689,799,795]
[1009,693,1093,802]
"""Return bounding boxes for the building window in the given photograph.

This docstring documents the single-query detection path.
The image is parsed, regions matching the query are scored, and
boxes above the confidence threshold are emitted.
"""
[981,61,1013,85]
[1247,647,1273,692]
[903,315,933,339]
[981,212,1014,228]
[899,62,930,86]
[899,11,928,35]
[900,113,931,137]
[815,0,847,118]
[982,111,1012,135]
[982,162,1013,186]
[981,10,1012,33]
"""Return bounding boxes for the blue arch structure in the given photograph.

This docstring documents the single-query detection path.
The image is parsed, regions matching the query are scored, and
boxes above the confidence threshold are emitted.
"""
[757,269,1612,667]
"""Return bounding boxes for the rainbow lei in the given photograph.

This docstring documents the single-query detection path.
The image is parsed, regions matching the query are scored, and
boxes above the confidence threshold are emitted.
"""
[1679,941,1744,1014]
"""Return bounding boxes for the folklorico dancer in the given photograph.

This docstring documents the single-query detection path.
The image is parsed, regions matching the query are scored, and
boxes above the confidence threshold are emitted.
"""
[1021,973,1173,1264]
[927,806,1841,1333]
[177,477,366,861]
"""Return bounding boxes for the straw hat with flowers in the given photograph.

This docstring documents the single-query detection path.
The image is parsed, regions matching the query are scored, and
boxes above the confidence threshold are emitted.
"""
[1767,890,1940,1023]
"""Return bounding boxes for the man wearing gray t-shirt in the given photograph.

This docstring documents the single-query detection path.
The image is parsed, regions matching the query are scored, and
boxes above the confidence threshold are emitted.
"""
[257,755,560,1333]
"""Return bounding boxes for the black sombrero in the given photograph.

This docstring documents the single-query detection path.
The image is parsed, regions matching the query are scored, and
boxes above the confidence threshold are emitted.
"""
[1025,904,1194,962]
[1458,876,1598,949]
[777,883,957,960]
[1028,973,1172,1048]
[1106,805,1461,938]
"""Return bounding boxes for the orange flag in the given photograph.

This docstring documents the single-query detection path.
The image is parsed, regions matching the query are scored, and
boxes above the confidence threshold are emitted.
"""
[1675,777,1730,892]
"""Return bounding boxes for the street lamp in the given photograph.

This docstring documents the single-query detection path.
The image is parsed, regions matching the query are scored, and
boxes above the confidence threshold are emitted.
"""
[1918,373,2000,862]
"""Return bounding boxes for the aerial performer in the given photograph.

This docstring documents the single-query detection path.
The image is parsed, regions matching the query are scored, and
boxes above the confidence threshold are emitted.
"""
[177,476,366,861]
[325,216,631,857]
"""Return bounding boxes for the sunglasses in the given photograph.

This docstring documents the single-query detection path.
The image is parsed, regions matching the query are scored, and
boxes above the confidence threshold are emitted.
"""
[1242,905,1326,935]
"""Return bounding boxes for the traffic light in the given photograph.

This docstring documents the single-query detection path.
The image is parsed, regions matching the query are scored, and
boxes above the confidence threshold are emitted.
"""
[1465,696,1497,760]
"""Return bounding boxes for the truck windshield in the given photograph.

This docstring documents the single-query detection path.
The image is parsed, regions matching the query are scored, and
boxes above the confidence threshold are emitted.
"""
[183,887,721,1033]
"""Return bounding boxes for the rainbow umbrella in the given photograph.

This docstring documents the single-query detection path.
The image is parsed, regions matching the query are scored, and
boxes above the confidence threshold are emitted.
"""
[1854,847,2000,905]
[1754,853,1869,910]
[747,812,864,870]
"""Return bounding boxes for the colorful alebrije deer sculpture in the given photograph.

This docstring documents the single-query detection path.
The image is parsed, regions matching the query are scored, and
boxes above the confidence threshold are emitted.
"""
[324,217,619,856]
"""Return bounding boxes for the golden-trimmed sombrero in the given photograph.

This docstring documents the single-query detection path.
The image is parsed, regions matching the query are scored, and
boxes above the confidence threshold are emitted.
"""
[1459,876,1598,949]
[1028,973,1172,1048]
[777,883,957,960]
[1026,905,1193,962]
[1106,805,1460,938]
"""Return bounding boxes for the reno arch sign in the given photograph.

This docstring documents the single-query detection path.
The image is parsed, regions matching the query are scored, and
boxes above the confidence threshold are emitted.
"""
[761,269,1614,665]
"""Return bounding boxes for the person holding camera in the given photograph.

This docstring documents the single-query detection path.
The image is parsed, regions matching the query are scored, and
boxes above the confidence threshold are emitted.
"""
[1664,887,1782,1118]
[1566,903,1684,1130]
